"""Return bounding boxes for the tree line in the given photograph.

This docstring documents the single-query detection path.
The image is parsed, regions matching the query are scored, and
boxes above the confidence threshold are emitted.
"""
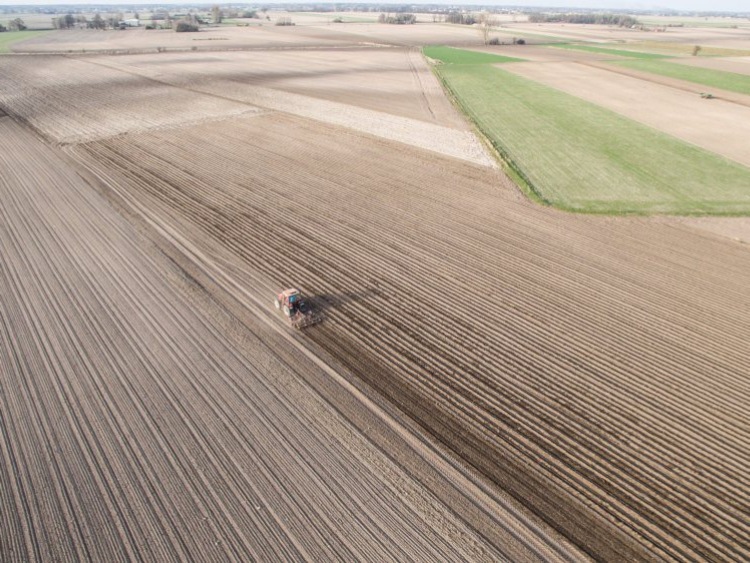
[0,18,27,32]
[377,13,416,24]
[527,13,639,27]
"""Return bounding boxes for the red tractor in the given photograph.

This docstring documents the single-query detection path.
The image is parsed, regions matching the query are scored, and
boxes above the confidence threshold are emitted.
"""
[274,288,320,329]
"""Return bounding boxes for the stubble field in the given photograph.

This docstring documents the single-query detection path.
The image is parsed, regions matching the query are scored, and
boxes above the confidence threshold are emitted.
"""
[2,22,750,563]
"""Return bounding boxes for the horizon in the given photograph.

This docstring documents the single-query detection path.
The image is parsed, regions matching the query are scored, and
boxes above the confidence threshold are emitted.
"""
[0,0,749,13]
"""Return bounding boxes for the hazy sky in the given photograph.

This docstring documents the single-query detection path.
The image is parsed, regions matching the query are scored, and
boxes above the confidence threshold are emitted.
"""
[0,0,747,12]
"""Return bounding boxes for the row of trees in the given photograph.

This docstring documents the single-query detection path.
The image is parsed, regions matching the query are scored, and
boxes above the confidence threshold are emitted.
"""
[441,12,501,45]
[377,13,416,24]
[445,12,477,25]
[527,13,639,27]
[0,18,27,31]
[52,14,115,30]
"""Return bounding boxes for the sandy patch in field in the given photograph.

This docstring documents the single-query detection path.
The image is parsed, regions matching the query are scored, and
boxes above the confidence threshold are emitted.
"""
[671,56,750,76]
[103,48,468,129]
[504,61,750,167]
[227,85,493,165]
[92,50,492,165]
[678,216,750,244]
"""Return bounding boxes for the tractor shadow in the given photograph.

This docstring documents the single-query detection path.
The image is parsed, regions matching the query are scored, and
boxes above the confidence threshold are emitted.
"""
[311,289,380,313]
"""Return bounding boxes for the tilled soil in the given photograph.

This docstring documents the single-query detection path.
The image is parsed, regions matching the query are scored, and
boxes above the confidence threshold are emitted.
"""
[64,110,750,562]
[1,115,581,562]
[2,42,749,563]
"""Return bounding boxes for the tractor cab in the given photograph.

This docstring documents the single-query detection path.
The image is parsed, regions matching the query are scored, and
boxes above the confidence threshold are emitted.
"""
[274,288,320,328]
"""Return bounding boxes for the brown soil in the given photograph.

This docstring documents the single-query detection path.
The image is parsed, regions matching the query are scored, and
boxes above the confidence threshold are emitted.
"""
[0,112,579,563]
[66,109,750,562]
[2,36,750,563]
[672,56,750,76]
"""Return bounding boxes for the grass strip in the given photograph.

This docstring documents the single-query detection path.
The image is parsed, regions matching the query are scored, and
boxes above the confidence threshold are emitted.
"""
[0,30,50,53]
[424,45,523,65]
[434,61,750,214]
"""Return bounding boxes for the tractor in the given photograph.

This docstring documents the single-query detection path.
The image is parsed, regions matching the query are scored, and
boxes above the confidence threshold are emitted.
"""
[274,288,320,329]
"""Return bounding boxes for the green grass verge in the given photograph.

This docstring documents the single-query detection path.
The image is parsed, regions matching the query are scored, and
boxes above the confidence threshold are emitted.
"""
[433,61,750,214]
[0,30,50,53]
[613,59,750,95]
[423,45,523,65]
[551,43,670,59]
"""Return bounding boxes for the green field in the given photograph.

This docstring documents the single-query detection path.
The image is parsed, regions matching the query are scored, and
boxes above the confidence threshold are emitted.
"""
[0,30,49,53]
[423,46,523,65]
[428,47,750,214]
[551,44,669,60]
[613,59,750,95]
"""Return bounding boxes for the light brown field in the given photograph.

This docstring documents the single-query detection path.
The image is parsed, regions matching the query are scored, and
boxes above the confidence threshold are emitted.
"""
[1,114,575,562]
[0,53,492,165]
[504,21,750,48]
[672,55,750,75]
[672,216,750,243]
[10,26,353,52]
[93,47,470,128]
[2,23,750,563]
[9,22,489,54]
[504,60,750,167]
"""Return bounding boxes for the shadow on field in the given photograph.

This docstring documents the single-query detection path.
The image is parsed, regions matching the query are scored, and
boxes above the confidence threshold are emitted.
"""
[312,289,379,312]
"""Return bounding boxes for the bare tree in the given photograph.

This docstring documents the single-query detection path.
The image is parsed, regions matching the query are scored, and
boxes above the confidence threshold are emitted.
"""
[9,18,27,31]
[478,13,499,45]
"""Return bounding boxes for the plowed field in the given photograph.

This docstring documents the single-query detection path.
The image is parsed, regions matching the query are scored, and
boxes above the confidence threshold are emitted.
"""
[64,108,750,561]
[1,113,582,562]
[2,40,749,563]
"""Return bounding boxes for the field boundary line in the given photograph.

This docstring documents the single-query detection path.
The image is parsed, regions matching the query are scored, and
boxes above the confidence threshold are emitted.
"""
[426,58,551,208]
[583,60,750,109]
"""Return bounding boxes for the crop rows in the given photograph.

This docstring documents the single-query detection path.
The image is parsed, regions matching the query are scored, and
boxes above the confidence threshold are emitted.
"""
[0,117,517,562]
[67,112,750,561]
[0,56,257,143]
[86,53,494,166]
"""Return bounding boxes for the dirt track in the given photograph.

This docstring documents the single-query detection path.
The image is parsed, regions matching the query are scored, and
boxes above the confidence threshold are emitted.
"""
[2,43,750,562]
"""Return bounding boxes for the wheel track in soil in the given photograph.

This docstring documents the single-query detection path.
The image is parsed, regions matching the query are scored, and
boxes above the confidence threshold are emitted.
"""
[0,117,574,561]
[64,112,744,555]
